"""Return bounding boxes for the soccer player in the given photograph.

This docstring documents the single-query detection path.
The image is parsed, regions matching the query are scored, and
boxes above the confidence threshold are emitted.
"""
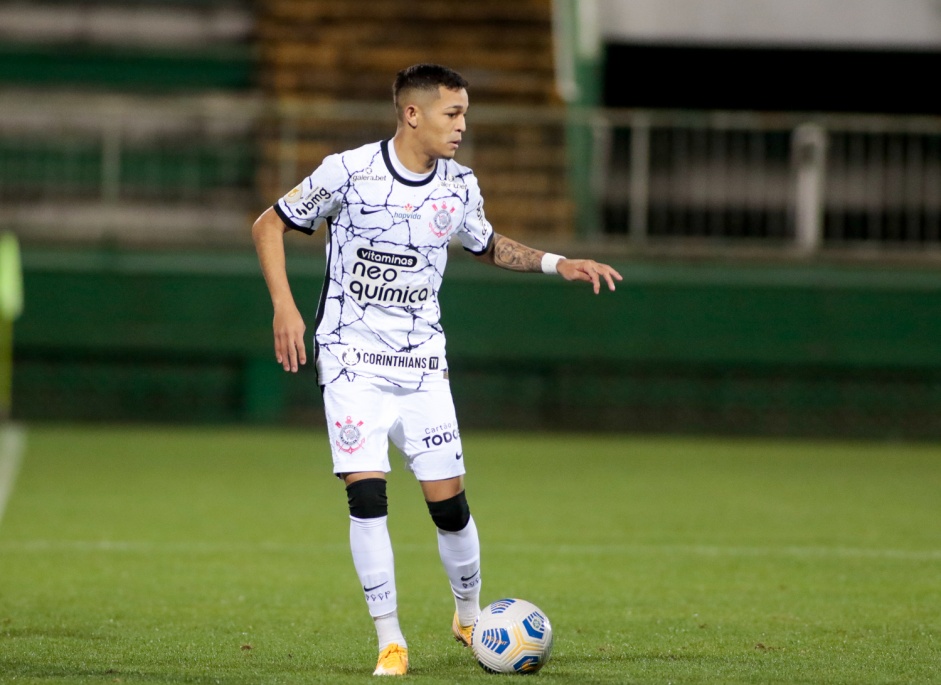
[252,63,622,676]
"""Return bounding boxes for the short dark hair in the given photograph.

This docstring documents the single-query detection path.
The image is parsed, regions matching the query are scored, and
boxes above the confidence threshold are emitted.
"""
[393,64,468,116]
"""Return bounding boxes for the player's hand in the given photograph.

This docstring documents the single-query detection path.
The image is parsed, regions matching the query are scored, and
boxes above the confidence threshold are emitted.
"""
[273,304,307,372]
[557,259,623,294]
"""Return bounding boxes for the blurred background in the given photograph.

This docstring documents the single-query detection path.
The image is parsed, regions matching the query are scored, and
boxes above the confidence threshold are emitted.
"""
[3,0,941,438]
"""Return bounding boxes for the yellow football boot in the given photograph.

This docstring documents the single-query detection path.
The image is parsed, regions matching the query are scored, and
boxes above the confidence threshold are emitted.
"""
[373,643,409,676]
[452,612,474,647]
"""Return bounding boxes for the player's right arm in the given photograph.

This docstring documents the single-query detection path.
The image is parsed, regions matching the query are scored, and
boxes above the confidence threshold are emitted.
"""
[252,206,307,373]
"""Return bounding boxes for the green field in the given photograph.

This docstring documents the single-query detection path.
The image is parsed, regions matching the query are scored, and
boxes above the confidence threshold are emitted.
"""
[1,425,939,684]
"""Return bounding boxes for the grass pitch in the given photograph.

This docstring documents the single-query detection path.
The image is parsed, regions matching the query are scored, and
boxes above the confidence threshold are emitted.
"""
[1,425,939,684]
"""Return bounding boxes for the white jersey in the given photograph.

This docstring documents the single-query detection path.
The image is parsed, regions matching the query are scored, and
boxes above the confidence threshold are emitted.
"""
[274,139,494,389]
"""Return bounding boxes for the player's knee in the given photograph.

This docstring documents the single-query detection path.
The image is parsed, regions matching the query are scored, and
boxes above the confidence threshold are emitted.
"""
[346,478,388,518]
[426,490,470,532]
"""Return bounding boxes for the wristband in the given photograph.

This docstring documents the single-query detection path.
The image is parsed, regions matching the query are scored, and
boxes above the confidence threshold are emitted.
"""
[541,253,565,275]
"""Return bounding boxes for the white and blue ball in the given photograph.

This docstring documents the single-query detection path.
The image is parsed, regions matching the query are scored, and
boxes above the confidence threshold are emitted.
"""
[471,598,553,674]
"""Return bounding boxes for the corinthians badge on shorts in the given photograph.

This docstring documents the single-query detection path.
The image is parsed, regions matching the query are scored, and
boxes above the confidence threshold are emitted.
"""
[336,416,366,454]
[429,201,456,238]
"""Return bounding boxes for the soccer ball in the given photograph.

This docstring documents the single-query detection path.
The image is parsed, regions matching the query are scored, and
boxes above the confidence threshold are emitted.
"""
[471,598,553,674]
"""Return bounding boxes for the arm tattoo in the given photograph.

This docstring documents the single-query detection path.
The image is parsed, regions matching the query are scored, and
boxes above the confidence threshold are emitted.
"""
[492,234,544,273]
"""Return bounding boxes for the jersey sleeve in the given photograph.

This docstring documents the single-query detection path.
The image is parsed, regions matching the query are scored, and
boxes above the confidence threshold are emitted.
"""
[456,173,494,255]
[274,154,345,235]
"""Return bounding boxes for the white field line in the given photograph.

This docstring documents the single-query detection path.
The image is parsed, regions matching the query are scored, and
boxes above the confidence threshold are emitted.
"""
[0,423,25,530]
[1,539,939,561]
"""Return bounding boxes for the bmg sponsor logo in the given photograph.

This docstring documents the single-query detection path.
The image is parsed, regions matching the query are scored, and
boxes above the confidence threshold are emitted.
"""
[286,185,331,218]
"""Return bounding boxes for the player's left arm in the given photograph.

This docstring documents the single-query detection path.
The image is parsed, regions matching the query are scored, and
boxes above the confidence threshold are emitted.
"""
[473,232,623,294]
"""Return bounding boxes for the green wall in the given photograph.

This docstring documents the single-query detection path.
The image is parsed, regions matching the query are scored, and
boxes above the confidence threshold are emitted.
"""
[13,247,941,438]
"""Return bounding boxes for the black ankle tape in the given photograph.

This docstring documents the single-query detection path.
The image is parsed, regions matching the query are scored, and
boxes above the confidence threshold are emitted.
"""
[426,490,470,532]
[346,478,388,519]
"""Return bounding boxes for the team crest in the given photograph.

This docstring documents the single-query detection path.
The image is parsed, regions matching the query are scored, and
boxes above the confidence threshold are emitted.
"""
[429,201,456,237]
[340,347,361,366]
[335,416,365,454]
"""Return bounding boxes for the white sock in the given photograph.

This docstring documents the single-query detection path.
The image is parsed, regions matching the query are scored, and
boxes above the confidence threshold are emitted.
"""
[374,611,405,651]
[349,515,406,649]
[436,515,482,626]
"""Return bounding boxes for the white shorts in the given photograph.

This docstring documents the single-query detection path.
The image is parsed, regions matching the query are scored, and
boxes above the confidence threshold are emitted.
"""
[323,374,465,481]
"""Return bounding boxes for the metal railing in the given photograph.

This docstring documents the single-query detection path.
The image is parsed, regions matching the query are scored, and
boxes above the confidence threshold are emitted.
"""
[0,92,260,243]
[594,109,941,251]
[3,93,941,254]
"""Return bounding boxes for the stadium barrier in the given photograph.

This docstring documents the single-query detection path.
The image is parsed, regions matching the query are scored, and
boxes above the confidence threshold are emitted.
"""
[4,96,941,253]
[0,92,258,244]
[596,108,941,248]
[12,246,941,438]
[7,97,941,436]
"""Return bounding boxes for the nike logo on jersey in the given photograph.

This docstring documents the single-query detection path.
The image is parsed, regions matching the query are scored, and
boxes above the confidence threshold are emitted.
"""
[455,452,463,460]
[360,207,382,215]
[460,569,479,582]
[363,581,389,592]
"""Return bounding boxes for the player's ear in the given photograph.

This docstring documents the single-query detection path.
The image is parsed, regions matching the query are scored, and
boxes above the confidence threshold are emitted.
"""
[404,103,420,129]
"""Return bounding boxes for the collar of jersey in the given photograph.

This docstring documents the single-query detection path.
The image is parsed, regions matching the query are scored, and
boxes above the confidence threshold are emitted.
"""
[381,139,437,187]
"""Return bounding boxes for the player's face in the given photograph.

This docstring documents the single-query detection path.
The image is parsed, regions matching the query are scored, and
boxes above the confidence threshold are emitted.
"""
[417,86,468,160]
